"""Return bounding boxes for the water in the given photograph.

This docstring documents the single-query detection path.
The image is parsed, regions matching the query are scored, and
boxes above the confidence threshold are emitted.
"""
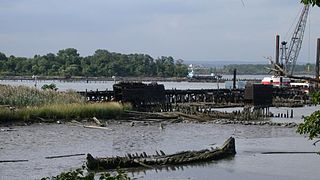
[1,123,319,180]
[0,80,225,91]
[0,79,320,179]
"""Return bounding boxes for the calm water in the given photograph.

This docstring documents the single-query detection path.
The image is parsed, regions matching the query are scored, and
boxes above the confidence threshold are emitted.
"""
[0,74,265,90]
[0,123,319,180]
[0,79,320,180]
[0,79,225,91]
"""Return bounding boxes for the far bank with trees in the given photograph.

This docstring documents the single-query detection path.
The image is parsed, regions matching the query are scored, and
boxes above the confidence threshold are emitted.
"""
[0,49,188,78]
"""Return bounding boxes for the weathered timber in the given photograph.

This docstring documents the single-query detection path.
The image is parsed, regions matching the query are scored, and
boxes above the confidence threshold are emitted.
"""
[261,152,318,154]
[125,111,179,121]
[114,82,166,111]
[0,159,28,163]
[83,125,112,131]
[77,82,310,111]
[45,153,85,159]
[86,137,236,170]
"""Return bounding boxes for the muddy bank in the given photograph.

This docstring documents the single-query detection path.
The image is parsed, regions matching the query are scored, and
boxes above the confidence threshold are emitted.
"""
[0,109,302,129]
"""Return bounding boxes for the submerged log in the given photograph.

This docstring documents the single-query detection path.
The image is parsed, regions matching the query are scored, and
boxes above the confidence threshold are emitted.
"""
[83,125,112,130]
[0,159,28,163]
[86,137,236,170]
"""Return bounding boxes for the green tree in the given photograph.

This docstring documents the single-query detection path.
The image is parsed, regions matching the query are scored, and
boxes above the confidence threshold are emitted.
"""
[301,0,320,6]
[0,52,7,61]
[296,0,320,145]
[175,59,188,77]
[0,48,187,77]
[297,92,320,141]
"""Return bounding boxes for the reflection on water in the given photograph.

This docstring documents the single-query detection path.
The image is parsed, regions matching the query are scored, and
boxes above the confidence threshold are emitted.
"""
[0,80,225,91]
[0,79,319,179]
[126,158,235,177]
[1,122,320,180]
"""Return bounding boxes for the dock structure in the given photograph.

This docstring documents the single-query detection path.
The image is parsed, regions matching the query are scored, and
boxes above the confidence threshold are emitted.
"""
[78,89,114,102]
[165,89,243,104]
[78,82,310,112]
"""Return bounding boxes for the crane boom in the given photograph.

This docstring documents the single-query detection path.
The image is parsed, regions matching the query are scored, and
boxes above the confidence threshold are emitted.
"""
[283,5,310,75]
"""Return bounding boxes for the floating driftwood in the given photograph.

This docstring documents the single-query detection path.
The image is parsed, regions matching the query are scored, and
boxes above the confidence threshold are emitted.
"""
[83,125,112,131]
[0,159,28,163]
[45,153,85,159]
[0,128,17,132]
[125,110,179,121]
[86,137,236,170]
[261,151,318,154]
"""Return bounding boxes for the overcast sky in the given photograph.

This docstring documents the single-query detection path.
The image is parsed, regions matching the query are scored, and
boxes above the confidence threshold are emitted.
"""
[0,0,319,63]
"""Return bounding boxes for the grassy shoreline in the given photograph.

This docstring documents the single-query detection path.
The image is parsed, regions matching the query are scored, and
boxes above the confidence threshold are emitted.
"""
[0,102,131,123]
[0,84,84,107]
[0,85,131,124]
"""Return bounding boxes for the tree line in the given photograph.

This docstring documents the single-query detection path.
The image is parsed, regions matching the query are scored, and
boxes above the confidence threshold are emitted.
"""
[0,48,188,77]
[191,64,316,75]
[1,48,315,77]
[222,64,316,75]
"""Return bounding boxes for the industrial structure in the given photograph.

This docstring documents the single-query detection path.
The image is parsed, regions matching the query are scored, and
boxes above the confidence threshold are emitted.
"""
[262,4,311,87]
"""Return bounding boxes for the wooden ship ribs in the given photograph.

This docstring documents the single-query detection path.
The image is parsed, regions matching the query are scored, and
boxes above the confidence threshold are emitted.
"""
[86,137,236,170]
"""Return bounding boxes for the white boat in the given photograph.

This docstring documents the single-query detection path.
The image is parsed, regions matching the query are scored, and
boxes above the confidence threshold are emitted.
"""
[261,76,313,93]
[289,82,313,94]
[261,76,290,87]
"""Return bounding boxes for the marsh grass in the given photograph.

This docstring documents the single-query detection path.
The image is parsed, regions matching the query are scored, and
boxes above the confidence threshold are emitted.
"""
[0,85,84,107]
[0,102,132,123]
[0,85,132,123]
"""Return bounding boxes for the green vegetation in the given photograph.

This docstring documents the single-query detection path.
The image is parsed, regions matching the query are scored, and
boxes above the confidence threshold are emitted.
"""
[222,64,271,75]
[41,83,58,91]
[42,168,130,180]
[297,91,320,140]
[225,64,315,75]
[301,0,320,6]
[0,85,131,123]
[192,64,315,75]
[297,0,320,146]
[0,85,84,107]
[1,48,315,77]
[0,49,188,77]
[0,102,130,123]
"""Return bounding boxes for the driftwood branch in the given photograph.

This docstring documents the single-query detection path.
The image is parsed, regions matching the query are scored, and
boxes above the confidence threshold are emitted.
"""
[133,159,154,169]
[263,56,320,83]
[261,151,318,154]
[313,140,320,146]
[45,153,85,159]
[0,159,28,163]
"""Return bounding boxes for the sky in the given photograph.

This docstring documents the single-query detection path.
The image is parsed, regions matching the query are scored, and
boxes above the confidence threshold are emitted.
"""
[0,0,319,63]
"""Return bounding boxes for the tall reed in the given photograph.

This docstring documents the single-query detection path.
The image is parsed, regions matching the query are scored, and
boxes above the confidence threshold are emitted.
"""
[0,85,132,123]
[0,85,84,107]
[0,102,132,123]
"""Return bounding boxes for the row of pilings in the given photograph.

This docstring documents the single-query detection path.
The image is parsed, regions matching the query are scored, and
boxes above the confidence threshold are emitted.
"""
[78,86,310,112]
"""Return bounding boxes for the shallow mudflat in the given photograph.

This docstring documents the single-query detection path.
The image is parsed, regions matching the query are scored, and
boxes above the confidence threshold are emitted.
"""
[1,121,320,180]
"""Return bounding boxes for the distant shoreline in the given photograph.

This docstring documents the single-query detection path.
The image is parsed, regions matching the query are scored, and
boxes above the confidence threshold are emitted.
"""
[0,75,265,83]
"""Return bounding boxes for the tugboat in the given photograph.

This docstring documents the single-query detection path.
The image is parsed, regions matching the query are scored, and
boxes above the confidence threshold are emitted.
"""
[187,64,222,81]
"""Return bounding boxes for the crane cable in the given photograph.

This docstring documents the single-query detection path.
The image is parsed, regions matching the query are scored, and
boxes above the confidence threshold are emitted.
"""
[240,0,245,7]
[307,8,311,72]
[284,6,301,41]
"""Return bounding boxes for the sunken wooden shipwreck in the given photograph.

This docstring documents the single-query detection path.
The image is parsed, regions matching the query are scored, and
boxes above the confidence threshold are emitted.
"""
[86,137,236,170]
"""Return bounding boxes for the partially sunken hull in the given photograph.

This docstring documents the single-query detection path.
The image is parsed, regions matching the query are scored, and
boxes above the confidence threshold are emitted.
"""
[86,137,236,170]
